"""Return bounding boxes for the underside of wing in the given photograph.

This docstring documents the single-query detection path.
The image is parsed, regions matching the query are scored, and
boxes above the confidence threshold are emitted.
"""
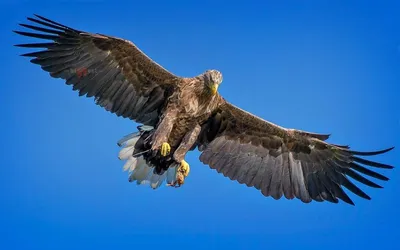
[196,101,394,205]
[14,14,181,126]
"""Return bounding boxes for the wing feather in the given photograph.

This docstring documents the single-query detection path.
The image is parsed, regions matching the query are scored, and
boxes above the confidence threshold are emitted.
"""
[197,101,394,205]
[14,14,181,126]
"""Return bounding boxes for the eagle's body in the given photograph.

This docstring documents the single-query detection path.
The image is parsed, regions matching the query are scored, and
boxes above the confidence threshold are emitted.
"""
[14,15,395,205]
[156,75,222,151]
[129,74,224,185]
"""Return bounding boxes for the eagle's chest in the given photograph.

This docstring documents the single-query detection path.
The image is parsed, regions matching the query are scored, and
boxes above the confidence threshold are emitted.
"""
[177,90,205,115]
[179,86,214,114]
[167,91,213,147]
[168,117,197,148]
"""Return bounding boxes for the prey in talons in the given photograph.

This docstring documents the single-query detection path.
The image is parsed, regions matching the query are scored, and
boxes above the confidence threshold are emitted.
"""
[167,160,191,187]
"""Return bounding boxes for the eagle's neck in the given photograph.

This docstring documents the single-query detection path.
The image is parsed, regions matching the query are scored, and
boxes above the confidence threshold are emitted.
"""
[178,76,220,115]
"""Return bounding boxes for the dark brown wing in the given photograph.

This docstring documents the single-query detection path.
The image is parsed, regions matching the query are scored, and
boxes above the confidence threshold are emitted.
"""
[14,14,181,126]
[196,100,394,205]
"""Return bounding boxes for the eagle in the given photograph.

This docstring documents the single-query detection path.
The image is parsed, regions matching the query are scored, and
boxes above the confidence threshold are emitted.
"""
[14,14,395,205]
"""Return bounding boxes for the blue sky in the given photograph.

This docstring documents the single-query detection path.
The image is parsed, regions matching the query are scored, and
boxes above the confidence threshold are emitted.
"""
[1,1,400,249]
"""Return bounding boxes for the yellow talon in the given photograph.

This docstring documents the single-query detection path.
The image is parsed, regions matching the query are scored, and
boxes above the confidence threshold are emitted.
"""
[175,160,190,186]
[178,160,190,177]
[166,160,191,187]
[160,142,171,156]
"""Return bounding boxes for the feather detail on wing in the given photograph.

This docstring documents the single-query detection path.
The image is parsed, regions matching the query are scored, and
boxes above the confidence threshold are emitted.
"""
[196,101,394,205]
[14,14,181,126]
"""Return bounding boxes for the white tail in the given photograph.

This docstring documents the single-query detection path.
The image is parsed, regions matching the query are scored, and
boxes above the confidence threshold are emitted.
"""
[117,129,178,189]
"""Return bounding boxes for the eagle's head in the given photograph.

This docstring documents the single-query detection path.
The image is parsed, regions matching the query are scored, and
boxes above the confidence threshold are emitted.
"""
[203,69,223,95]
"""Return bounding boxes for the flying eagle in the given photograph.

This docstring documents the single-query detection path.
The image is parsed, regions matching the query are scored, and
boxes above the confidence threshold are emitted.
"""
[14,15,395,205]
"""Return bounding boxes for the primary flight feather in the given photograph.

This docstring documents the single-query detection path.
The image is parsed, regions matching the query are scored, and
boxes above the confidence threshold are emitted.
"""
[14,14,395,205]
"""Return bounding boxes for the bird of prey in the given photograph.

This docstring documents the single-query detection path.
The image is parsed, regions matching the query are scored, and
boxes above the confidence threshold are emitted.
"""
[14,14,395,205]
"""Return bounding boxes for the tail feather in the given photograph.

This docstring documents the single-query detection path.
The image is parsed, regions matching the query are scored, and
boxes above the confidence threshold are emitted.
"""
[118,145,135,160]
[118,126,178,189]
[132,160,152,182]
[150,171,169,189]
[166,166,177,184]
[122,156,137,172]
[117,131,140,147]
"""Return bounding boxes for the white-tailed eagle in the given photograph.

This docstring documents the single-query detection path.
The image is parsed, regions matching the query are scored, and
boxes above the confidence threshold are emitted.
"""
[14,15,395,205]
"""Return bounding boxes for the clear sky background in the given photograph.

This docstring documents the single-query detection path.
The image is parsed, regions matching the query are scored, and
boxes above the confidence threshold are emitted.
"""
[1,1,399,249]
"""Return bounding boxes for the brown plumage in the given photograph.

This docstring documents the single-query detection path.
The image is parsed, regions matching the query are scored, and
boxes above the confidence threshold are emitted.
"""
[14,14,395,205]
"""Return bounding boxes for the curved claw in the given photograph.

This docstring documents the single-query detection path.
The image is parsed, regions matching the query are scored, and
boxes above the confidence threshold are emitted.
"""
[178,160,190,177]
[176,160,190,186]
[167,160,191,187]
[160,142,171,156]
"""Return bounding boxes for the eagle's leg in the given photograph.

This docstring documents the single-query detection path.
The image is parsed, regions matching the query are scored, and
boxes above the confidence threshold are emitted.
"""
[160,142,171,156]
[173,124,201,162]
[151,109,177,156]
[168,124,201,187]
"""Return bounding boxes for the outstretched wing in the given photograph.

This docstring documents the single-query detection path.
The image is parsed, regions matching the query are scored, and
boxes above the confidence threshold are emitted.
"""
[14,14,181,126]
[196,100,394,205]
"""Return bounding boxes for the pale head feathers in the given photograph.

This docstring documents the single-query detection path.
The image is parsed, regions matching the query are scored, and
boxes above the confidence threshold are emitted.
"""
[202,69,223,87]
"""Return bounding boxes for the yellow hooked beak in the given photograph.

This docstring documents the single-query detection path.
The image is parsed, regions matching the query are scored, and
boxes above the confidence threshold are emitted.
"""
[210,84,218,95]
